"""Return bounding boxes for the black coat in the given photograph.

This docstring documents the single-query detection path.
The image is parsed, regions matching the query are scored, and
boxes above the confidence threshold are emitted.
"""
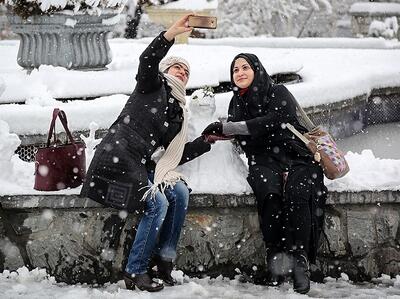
[80,32,211,213]
[228,53,327,262]
[228,53,311,169]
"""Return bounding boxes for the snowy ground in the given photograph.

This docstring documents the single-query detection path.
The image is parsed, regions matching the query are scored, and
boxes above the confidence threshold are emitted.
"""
[1,267,400,299]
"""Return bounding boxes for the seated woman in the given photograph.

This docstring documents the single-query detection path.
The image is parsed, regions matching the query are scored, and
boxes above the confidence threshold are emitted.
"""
[202,53,328,294]
[81,15,212,292]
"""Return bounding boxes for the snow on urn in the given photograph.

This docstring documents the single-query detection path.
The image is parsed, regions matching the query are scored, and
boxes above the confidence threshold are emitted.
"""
[4,0,127,70]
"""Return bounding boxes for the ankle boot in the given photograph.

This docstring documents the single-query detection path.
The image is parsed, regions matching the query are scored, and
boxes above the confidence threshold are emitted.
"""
[154,255,177,286]
[292,251,311,294]
[123,272,164,292]
[147,256,158,279]
[265,249,285,286]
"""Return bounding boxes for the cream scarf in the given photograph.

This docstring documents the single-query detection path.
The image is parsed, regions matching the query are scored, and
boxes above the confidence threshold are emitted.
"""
[141,73,188,200]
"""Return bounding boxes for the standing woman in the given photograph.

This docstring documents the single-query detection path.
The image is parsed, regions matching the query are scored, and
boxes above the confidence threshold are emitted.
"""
[202,53,327,294]
[81,15,212,292]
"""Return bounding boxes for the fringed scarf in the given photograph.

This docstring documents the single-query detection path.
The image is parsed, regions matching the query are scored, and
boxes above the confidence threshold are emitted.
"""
[141,73,188,200]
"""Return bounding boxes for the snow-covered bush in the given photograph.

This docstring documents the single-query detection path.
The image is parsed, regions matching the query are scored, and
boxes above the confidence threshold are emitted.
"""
[209,0,332,38]
[2,0,127,18]
[369,17,399,39]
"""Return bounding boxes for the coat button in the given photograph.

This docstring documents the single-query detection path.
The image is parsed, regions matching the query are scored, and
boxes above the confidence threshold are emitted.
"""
[164,122,169,127]
[169,98,174,103]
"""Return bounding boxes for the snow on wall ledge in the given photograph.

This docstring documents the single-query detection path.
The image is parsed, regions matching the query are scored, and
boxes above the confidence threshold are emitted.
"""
[1,190,399,210]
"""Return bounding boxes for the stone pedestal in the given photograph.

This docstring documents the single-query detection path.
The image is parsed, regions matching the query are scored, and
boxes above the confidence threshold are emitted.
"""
[7,13,119,70]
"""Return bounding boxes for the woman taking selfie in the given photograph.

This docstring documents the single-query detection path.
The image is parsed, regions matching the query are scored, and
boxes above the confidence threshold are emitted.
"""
[81,15,212,292]
[202,53,328,294]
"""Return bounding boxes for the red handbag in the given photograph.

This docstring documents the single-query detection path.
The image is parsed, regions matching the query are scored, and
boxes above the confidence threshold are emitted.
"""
[34,108,86,191]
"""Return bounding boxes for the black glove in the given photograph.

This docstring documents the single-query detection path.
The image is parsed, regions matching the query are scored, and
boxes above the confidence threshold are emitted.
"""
[202,122,223,136]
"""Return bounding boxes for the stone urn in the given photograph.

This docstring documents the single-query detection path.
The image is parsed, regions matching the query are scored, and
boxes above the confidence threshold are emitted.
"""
[7,12,120,70]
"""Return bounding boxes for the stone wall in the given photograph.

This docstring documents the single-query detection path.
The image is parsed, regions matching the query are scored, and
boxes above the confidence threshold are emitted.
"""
[0,191,399,284]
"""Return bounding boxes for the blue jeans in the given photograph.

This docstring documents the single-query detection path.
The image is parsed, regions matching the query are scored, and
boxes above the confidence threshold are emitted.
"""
[125,180,190,275]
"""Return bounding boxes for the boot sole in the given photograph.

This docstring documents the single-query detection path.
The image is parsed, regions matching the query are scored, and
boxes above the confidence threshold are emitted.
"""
[137,285,164,292]
[294,287,310,294]
[124,277,164,292]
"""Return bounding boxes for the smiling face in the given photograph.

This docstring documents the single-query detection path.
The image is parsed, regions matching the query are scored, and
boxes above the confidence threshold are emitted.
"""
[167,63,190,86]
[232,57,254,89]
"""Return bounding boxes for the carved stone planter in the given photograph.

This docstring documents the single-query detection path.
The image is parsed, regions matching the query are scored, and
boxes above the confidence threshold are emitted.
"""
[7,13,119,70]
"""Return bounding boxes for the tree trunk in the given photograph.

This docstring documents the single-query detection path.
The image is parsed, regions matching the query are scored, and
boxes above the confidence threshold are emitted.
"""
[124,1,144,39]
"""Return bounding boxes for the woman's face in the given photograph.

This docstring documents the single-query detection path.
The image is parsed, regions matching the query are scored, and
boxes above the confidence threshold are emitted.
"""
[167,63,189,86]
[232,57,254,89]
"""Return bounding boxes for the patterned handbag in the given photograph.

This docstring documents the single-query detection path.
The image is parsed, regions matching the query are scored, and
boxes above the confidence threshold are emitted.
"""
[286,94,350,180]
[286,123,349,180]
[305,127,349,179]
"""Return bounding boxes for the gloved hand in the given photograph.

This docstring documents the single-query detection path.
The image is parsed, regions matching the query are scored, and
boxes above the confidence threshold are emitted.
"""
[202,122,223,136]
[204,134,233,144]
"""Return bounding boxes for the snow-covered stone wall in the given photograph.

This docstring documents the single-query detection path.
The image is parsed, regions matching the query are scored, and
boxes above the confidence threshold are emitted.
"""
[0,191,399,284]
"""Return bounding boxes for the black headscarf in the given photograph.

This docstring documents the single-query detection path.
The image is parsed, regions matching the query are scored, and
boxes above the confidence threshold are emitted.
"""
[228,53,274,121]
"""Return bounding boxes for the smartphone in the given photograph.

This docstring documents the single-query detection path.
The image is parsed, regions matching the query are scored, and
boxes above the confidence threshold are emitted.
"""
[188,16,217,29]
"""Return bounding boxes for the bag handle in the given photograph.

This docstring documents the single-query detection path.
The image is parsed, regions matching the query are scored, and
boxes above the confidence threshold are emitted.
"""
[290,96,318,131]
[46,108,76,147]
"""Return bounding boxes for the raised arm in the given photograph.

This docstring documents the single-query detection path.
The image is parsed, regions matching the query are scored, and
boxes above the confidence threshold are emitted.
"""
[135,15,193,94]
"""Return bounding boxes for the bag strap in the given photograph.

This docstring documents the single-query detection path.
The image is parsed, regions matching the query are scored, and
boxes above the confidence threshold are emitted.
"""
[291,97,317,131]
[46,108,76,147]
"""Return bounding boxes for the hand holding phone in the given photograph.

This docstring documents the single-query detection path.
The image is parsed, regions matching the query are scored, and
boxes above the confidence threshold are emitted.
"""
[188,15,217,29]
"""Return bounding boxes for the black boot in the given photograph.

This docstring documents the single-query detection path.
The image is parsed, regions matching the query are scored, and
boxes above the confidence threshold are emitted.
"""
[265,249,286,286]
[147,256,158,279]
[123,272,164,292]
[292,251,311,294]
[154,255,177,286]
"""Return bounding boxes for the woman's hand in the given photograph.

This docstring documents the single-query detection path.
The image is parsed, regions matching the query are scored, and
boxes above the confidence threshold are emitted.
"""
[202,122,223,136]
[164,14,194,42]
